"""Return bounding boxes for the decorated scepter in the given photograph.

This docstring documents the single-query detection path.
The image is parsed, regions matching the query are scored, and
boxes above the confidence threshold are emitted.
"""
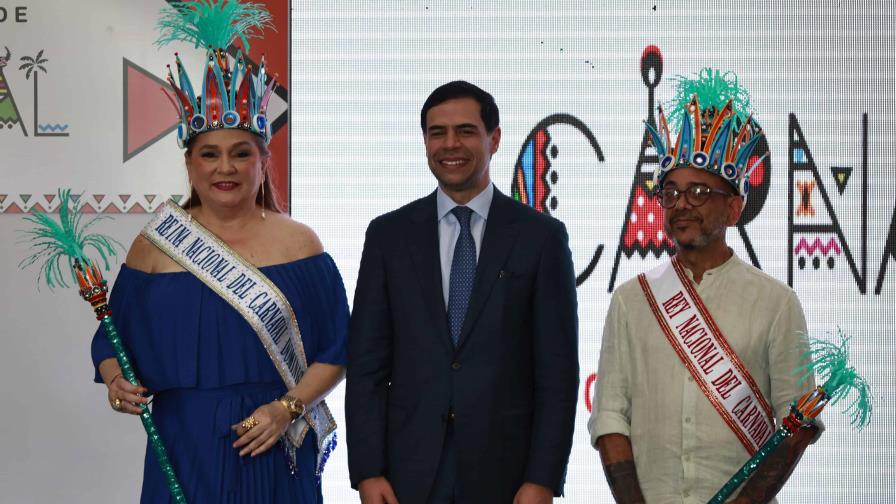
[19,189,187,504]
[708,332,872,503]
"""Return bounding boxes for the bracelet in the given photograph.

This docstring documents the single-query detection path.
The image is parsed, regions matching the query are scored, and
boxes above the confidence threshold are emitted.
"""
[277,394,306,420]
[108,372,123,387]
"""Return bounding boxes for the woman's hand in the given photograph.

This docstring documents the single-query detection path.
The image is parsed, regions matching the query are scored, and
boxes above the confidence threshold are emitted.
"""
[231,401,292,457]
[106,373,149,415]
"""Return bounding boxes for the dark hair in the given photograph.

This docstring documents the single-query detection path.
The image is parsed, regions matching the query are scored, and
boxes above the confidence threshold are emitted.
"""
[181,133,285,213]
[420,80,500,133]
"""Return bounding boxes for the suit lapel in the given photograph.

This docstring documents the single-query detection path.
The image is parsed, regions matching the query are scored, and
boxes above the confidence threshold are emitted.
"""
[457,189,519,349]
[406,192,454,351]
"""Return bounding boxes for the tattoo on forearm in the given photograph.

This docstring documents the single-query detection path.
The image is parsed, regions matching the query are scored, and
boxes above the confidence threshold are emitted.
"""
[738,426,816,503]
[603,460,646,504]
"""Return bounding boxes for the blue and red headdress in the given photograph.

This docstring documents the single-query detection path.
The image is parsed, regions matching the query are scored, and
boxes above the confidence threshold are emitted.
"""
[155,0,277,148]
[646,68,766,197]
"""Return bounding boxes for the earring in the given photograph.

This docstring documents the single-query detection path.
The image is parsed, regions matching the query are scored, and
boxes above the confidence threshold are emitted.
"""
[261,174,266,220]
[188,178,193,223]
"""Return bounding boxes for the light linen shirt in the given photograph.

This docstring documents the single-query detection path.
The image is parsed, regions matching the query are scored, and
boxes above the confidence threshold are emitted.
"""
[436,183,493,308]
[589,254,815,504]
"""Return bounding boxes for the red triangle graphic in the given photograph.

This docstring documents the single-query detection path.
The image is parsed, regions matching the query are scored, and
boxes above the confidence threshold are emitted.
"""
[45,194,56,203]
[94,194,105,203]
[105,204,122,214]
[81,204,96,214]
[31,203,46,213]
[127,204,147,214]
[5,203,23,213]
[120,194,131,204]
[124,58,179,162]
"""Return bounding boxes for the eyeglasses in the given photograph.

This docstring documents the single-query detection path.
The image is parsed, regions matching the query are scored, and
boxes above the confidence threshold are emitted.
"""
[656,184,734,209]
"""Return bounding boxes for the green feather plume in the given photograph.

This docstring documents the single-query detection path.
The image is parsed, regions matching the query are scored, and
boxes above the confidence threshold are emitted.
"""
[155,0,274,52]
[665,67,752,129]
[797,329,872,429]
[18,189,122,290]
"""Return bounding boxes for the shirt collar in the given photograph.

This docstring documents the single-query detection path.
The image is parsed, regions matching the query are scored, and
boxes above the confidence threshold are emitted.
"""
[436,182,494,221]
[680,249,741,281]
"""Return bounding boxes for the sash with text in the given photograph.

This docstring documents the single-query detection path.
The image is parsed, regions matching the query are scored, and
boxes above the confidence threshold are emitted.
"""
[638,257,774,455]
[142,201,337,474]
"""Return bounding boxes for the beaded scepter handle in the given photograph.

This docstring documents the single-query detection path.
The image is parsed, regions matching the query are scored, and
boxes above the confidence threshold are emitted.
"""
[77,261,187,504]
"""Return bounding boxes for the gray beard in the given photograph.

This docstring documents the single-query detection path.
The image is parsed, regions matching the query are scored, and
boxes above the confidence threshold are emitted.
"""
[672,225,726,251]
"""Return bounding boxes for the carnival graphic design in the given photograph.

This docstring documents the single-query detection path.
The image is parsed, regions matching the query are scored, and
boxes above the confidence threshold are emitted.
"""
[0,46,26,135]
[607,44,675,293]
[0,0,291,215]
[511,114,605,286]
[788,114,870,292]
[0,46,69,137]
[509,45,894,298]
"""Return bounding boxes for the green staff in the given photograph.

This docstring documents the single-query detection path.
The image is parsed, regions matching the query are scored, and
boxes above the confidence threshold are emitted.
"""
[20,189,187,504]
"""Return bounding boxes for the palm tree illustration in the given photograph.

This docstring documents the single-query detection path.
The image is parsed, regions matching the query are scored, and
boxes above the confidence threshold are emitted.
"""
[0,46,28,135]
[19,49,58,135]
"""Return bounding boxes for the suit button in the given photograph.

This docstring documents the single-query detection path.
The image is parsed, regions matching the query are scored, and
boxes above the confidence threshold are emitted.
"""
[451,362,461,370]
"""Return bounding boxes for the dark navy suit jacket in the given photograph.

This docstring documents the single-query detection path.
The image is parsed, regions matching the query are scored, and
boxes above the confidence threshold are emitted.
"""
[346,189,579,503]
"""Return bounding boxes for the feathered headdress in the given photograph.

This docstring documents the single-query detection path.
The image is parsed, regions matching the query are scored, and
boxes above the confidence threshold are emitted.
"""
[646,68,765,196]
[155,0,277,148]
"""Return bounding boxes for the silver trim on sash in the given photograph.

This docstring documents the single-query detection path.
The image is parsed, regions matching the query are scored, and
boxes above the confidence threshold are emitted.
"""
[142,201,336,474]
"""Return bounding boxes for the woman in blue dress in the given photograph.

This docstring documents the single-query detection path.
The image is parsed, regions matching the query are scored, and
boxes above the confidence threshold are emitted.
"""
[91,127,348,503]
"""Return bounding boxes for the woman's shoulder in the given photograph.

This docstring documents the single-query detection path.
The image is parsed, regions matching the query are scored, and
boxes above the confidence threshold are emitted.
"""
[265,213,324,263]
[124,234,184,274]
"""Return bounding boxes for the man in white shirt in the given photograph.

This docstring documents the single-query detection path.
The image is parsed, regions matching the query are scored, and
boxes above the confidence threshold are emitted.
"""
[589,71,820,504]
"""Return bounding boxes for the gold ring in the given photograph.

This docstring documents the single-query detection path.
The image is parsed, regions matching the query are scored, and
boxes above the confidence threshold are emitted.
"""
[241,416,260,431]
[112,398,122,411]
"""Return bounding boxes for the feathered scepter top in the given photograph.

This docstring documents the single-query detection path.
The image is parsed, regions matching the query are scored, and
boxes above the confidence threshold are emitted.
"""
[709,331,872,503]
[19,190,187,503]
[18,189,119,289]
[795,332,872,429]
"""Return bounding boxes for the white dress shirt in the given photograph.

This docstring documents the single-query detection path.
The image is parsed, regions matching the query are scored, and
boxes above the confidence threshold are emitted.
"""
[589,254,816,504]
[436,183,493,308]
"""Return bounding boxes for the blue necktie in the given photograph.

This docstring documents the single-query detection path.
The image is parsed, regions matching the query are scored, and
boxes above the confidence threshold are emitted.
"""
[447,206,476,347]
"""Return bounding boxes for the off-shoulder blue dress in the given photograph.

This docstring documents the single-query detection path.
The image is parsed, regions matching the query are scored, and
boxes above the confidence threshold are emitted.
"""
[91,253,349,504]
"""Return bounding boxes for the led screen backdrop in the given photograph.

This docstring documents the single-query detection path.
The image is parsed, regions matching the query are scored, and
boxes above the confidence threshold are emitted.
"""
[290,1,895,502]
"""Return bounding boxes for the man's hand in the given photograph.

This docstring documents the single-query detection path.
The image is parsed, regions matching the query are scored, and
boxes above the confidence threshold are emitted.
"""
[733,423,820,504]
[513,482,553,504]
[358,476,399,504]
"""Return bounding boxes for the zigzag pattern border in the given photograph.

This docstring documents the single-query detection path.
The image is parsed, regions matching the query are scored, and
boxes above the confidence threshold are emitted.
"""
[37,123,70,132]
[0,193,184,214]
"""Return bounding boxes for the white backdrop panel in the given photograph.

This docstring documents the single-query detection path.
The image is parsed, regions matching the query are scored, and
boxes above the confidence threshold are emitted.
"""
[290,1,895,502]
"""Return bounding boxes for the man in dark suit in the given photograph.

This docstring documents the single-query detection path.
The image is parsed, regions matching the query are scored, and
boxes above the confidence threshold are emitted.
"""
[346,81,579,504]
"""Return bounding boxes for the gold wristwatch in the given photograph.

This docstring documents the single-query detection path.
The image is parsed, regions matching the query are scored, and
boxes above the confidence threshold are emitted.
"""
[278,394,305,420]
